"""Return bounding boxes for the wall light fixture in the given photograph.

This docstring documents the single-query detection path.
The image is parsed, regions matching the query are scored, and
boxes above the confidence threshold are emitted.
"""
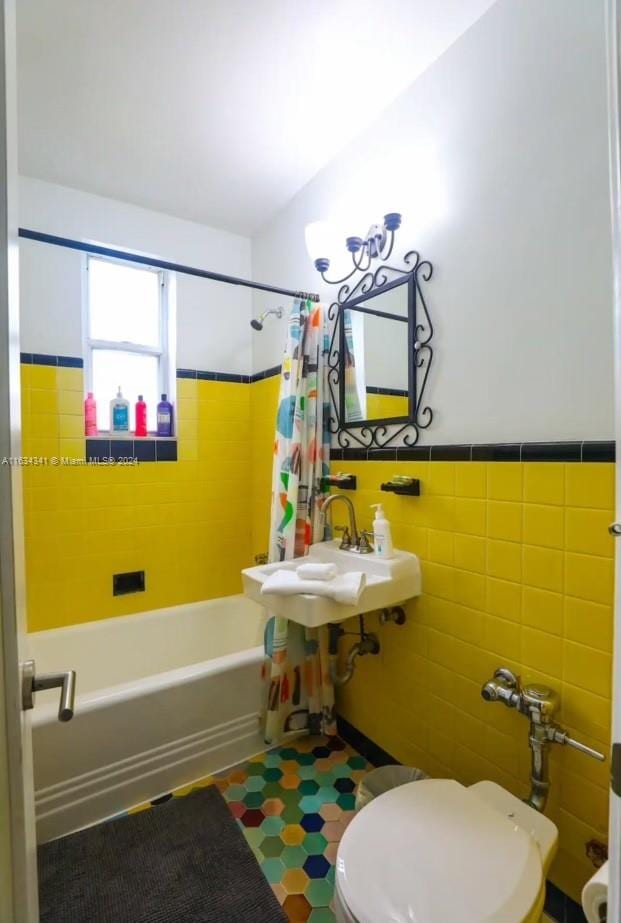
[305,212,402,285]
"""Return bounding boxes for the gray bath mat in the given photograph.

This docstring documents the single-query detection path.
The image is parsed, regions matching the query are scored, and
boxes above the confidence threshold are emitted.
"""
[38,785,287,923]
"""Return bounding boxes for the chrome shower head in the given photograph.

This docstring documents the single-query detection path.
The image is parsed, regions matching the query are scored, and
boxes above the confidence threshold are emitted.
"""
[250,306,283,331]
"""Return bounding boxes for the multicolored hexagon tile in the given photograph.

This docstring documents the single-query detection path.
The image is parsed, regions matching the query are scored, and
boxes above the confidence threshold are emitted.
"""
[213,737,368,922]
[127,737,368,922]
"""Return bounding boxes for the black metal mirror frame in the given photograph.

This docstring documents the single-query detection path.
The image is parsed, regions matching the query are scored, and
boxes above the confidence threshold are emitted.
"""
[327,249,434,449]
[339,274,413,430]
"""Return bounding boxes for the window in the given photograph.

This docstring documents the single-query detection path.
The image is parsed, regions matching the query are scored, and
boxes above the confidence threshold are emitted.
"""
[84,255,174,433]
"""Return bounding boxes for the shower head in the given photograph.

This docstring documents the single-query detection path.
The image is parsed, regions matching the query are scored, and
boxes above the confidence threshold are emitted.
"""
[250,306,283,331]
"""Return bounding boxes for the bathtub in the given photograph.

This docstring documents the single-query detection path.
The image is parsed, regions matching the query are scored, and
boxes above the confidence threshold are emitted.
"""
[29,595,268,842]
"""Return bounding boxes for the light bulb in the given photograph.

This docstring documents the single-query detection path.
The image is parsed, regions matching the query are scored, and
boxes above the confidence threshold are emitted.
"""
[304,220,334,262]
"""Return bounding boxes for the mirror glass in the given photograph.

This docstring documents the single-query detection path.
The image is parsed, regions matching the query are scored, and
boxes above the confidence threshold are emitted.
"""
[342,280,410,424]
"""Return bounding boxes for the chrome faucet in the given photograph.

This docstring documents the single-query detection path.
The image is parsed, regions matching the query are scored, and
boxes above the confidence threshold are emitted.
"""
[482,667,605,812]
[320,494,373,553]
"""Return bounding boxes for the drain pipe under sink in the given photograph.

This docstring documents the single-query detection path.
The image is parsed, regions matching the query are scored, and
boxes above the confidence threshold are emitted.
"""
[328,618,380,686]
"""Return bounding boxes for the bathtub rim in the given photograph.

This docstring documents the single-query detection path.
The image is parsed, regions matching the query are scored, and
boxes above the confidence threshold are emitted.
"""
[31,644,265,727]
[28,593,266,643]
[28,593,268,725]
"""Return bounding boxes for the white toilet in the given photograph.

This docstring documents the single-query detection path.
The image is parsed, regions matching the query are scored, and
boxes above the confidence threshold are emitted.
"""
[334,777,558,923]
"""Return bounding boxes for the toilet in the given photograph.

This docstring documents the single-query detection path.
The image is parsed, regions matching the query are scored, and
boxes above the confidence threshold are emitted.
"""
[334,777,558,923]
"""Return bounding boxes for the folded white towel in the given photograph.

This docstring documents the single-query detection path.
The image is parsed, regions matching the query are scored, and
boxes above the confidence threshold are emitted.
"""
[296,562,338,581]
[261,569,366,605]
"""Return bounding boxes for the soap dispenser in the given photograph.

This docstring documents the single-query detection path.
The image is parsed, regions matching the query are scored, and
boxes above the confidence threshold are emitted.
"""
[371,503,394,559]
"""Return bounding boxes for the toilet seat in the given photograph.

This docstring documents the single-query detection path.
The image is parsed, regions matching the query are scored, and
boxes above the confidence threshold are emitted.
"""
[335,778,548,923]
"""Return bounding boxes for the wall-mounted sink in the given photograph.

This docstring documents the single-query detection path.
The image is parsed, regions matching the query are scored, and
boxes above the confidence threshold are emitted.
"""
[241,540,421,628]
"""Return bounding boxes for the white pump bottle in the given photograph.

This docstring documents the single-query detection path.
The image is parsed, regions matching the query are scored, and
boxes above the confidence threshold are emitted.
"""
[370,503,394,559]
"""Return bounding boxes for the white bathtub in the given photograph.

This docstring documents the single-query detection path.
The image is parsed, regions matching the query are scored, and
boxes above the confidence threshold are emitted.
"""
[29,595,268,842]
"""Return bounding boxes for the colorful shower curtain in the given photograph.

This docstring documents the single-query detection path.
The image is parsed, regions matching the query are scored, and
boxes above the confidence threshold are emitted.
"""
[263,298,336,744]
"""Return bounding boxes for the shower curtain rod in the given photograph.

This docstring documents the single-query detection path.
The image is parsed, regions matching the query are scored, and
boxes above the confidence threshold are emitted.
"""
[18,228,321,303]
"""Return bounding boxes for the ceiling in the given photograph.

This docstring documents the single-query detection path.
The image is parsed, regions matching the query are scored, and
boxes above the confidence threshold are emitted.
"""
[17,0,497,237]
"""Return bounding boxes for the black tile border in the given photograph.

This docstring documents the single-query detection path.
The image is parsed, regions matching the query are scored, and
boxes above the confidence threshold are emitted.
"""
[156,440,178,462]
[397,445,431,460]
[366,386,409,397]
[176,365,281,383]
[86,437,177,464]
[21,352,84,368]
[430,444,471,461]
[134,440,156,462]
[521,442,581,462]
[545,880,587,923]
[337,716,399,768]
[471,443,521,461]
[250,364,282,382]
[582,441,615,462]
[85,438,109,462]
[337,716,586,923]
[109,439,134,461]
[335,441,615,463]
[21,353,282,382]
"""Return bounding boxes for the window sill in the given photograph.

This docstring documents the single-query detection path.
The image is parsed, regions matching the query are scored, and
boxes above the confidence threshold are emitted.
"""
[85,436,177,462]
[86,433,176,440]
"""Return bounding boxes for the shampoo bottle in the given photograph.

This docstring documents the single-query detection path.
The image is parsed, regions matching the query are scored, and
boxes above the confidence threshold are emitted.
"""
[84,391,97,436]
[156,393,173,437]
[135,395,147,437]
[110,386,129,433]
[371,503,394,559]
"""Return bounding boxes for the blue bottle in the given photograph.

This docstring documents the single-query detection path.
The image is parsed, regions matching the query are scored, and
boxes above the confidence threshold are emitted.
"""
[156,393,173,436]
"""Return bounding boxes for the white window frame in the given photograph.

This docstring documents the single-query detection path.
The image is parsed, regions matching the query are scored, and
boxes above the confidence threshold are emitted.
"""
[82,253,176,435]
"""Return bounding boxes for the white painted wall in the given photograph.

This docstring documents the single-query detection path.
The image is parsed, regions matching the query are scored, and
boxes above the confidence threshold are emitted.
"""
[251,0,615,442]
[19,178,253,373]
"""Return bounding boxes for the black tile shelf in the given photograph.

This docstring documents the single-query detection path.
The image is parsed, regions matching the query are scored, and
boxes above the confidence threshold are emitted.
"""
[85,438,177,463]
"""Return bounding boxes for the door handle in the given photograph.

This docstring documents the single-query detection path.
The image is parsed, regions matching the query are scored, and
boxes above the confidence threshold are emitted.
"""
[21,659,76,722]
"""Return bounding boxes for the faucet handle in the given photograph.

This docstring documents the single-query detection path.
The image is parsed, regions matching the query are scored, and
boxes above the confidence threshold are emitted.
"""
[549,727,606,762]
[334,525,352,549]
[358,530,374,553]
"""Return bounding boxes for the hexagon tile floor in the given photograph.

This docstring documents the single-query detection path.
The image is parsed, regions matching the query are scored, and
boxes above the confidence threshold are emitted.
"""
[130,735,368,922]
[213,735,368,922]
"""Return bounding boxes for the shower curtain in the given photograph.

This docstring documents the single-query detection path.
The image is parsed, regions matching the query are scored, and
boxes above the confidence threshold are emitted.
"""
[263,298,336,744]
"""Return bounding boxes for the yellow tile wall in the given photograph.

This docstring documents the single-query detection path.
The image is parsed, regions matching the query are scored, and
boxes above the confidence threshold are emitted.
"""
[365,393,409,419]
[249,374,280,561]
[21,361,614,900]
[332,459,614,902]
[21,364,254,630]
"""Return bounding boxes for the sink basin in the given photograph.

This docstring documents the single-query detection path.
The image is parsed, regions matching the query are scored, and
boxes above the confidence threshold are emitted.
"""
[241,540,421,628]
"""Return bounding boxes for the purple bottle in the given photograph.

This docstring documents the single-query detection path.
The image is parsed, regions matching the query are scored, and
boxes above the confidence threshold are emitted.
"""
[156,393,174,436]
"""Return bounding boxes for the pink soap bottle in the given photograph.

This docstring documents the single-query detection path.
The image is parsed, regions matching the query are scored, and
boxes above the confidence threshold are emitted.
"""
[135,395,147,437]
[84,392,97,436]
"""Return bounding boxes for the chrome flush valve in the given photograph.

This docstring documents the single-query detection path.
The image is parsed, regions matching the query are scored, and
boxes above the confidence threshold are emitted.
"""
[481,667,605,812]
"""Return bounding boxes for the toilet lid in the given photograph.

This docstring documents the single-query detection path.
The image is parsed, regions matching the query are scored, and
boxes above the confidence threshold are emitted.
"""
[336,778,544,923]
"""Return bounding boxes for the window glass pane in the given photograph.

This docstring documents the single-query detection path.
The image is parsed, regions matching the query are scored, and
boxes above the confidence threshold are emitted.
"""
[92,350,159,432]
[88,258,161,347]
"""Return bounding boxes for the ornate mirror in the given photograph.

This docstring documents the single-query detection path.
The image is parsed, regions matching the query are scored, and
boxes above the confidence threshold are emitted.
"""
[327,250,434,449]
